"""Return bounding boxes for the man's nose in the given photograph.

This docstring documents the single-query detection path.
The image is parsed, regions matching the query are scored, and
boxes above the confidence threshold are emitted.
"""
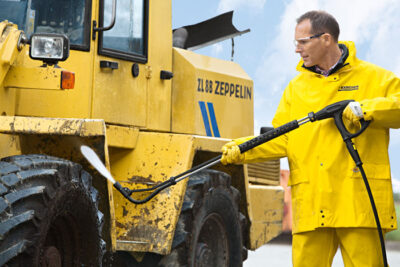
[295,46,302,53]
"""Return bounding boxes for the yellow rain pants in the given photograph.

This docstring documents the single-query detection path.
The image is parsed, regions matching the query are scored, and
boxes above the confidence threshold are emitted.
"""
[292,228,384,267]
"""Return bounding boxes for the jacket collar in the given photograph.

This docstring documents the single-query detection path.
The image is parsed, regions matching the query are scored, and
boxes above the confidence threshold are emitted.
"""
[296,41,356,75]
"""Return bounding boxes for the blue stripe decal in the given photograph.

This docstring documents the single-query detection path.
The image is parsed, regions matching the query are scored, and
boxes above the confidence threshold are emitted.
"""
[199,101,212,136]
[207,102,220,137]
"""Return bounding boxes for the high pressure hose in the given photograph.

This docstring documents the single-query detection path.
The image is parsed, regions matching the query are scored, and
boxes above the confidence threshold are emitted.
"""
[359,163,388,266]
[325,105,387,267]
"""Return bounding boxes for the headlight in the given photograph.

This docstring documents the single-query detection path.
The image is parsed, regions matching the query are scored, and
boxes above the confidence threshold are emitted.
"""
[29,33,70,64]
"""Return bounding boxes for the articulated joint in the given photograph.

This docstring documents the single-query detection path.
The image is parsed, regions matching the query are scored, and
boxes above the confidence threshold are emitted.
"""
[308,112,316,122]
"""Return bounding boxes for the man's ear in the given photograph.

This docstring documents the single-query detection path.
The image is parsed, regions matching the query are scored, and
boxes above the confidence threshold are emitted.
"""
[323,33,332,46]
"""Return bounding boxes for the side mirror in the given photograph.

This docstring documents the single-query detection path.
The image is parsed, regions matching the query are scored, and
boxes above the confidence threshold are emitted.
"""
[92,0,117,40]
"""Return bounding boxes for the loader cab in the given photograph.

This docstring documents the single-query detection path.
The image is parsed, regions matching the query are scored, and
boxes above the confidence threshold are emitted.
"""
[0,0,147,55]
[0,0,172,131]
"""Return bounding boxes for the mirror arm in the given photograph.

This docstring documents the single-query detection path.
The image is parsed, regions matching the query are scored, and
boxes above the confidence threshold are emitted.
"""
[92,0,116,40]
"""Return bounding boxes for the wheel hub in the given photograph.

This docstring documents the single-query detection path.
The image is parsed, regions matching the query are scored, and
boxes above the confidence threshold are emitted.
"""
[194,213,229,267]
[195,242,212,267]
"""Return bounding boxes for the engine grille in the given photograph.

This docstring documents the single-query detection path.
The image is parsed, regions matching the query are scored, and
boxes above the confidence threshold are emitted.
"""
[247,159,280,185]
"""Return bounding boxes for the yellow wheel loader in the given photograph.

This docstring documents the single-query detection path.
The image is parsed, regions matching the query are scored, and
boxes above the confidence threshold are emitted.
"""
[0,0,284,266]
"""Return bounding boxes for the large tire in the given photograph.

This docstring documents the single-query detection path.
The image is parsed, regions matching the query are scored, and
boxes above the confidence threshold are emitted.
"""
[159,169,247,267]
[0,155,105,266]
[103,251,162,267]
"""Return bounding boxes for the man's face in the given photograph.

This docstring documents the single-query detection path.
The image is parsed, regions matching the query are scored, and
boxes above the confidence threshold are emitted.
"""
[294,19,326,67]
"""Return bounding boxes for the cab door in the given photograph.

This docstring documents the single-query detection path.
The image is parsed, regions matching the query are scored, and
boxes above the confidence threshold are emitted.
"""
[92,0,172,130]
[92,0,148,127]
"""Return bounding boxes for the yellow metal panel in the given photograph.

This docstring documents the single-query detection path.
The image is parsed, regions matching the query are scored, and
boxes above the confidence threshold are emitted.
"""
[192,135,231,152]
[145,0,172,131]
[247,184,284,250]
[0,85,16,118]
[0,22,22,86]
[0,21,21,118]
[171,50,196,133]
[91,54,147,126]
[250,220,283,250]
[0,116,105,136]
[172,48,254,139]
[13,49,95,118]
[106,124,139,149]
[110,132,194,254]
[0,134,20,159]
[4,65,63,90]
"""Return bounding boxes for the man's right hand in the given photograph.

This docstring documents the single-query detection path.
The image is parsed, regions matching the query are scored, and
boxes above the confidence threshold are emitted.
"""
[221,141,245,165]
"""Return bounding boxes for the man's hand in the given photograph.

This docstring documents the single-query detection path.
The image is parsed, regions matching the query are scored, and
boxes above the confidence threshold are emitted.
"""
[221,141,245,165]
[343,101,364,125]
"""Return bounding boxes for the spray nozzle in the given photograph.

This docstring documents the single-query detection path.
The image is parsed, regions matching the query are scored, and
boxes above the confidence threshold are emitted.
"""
[81,145,182,204]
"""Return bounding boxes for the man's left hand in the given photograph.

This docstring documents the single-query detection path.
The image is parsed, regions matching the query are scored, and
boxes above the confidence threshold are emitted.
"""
[343,101,364,125]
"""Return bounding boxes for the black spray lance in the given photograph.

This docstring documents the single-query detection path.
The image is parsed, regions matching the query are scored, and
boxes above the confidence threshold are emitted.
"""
[81,100,387,266]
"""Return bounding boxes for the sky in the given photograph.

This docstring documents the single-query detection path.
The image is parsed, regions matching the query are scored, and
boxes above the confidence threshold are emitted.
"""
[172,0,400,192]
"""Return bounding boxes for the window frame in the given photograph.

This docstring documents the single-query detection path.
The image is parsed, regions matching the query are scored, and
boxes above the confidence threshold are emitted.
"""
[70,0,92,51]
[98,0,149,63]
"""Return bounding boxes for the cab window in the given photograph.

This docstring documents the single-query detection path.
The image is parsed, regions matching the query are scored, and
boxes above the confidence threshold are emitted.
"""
[99,0,148,62]
[0,0,91,50]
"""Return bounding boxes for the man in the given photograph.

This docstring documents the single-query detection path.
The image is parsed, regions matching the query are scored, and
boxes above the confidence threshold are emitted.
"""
[222,10,400,266]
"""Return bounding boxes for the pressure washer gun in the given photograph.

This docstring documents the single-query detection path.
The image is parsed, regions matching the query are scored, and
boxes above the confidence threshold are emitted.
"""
[81,99,387,266]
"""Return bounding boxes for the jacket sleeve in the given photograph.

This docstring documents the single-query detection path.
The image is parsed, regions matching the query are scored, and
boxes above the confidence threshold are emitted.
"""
[232,84,291,163]
[361,71,400,128]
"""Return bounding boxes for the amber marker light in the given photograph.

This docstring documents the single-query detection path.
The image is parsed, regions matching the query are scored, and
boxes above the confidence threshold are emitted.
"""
[61,71,75,89]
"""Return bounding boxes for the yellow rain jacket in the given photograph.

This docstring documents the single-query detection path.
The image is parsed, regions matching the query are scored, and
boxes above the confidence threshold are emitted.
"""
[236,41,400,233]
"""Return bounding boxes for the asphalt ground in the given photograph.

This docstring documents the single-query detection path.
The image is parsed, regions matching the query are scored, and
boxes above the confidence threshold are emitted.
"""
[243,233,400,266]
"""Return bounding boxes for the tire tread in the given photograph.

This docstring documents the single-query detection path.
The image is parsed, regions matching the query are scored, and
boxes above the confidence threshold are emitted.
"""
[0,155,104,266]
[159,169,247,267]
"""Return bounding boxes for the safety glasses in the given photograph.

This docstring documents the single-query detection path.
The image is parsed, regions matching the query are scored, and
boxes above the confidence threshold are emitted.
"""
[294,32,325,47]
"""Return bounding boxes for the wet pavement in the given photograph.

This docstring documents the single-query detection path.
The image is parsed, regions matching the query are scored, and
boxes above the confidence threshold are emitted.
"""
[244,233,400,266]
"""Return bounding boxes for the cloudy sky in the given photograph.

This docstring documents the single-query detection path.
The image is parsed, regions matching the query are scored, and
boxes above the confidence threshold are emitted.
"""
[172,0,400,192]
